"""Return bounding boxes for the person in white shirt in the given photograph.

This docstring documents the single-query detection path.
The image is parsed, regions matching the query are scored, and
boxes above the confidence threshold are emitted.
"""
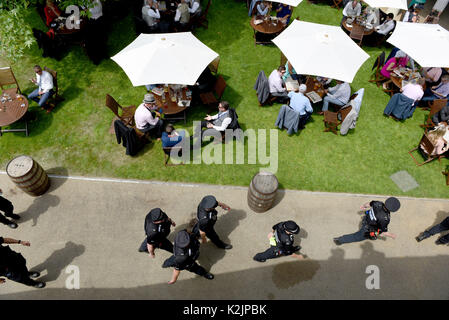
[375,13,395,35]
[268,66,289,103]
[342,0,361,24]
[319,80,351,114]
[201,101,233,133]
[174,0,191,28]
[28,65,54,109]
[187,0,202,18]
[257,1,271,16]
[364,7,379,27]
[142,0,161,31]
[134,93,164,138]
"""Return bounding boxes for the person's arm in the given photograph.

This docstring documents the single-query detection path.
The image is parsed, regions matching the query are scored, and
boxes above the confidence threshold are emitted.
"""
[305,99,313,114]
[147,243,156,258]
[188,1,200,13]
[212,117,232,131]
[2,238,31,246]
[218,202,231,211]
[291,252,305,260]
[386,61,396,72]
[174,8,181,21]
[168,269,181,284]
[168,217,176,227]
[148,8,160,19]
[199,230,207,244]
[360,202,371,210]
[380,232,396,239]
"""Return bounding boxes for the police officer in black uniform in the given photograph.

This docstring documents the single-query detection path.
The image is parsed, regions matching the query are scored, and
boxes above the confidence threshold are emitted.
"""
[333,197,401,245]
[416,215,449,245]
[0,236,45,288]
[138,208,176,257]
[0,189,20,229]
[253,220,305,262]
[193,195,232,249]
[162,229,214,284]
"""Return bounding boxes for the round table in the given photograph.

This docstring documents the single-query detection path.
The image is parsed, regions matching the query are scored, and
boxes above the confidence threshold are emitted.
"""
[153,87,191,124]
[250,16,286,45]
[0,93,29,136]
[341,20,375,36]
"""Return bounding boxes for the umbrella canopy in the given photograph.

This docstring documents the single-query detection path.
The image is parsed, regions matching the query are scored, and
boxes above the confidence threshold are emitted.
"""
[272,20,370,83]
[266,0,304,6]
[362,0,407,10]
[387,22,449,68]
[111,32,219,86]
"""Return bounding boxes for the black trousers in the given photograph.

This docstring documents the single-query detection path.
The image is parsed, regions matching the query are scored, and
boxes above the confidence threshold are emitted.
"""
[423,217,449,243]
[253,246,282,261]
[204,226,227,249]
[162,256,208,276]
[139,237,173,253]
[140,119,164,138]
[4,254,38,287]
[0,196,14,225]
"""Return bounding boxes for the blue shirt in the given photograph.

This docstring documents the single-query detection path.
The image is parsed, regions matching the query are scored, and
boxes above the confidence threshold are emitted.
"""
[288,91,313,115]
[161,131,185,148]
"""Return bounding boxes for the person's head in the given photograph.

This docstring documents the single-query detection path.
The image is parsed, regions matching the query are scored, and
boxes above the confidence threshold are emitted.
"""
[352,1,358,8]
[408,7,415,13]
[201,195,218,212]
[143,93,156,108]
[34,65,42,75]
[298,84,307,94]
[165,124,174,134]
[149,208,167,224]
[283,220,300,235]
[417,78,426,87]
[277,65,286,76]
[441,75,449,84]
[384,197,400,213]
[387,13,394,20]
[218,101,229,112]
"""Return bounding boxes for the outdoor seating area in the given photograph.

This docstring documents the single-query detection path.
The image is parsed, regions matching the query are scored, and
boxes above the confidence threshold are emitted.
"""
[1,0,449,200]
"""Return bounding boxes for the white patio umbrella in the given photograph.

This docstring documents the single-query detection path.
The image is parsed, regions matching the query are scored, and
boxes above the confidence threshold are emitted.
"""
[111,32,219,86]
[266,0,304,6]
[272,20,370,83]
[387,22,449,68]
[362,0,408,10]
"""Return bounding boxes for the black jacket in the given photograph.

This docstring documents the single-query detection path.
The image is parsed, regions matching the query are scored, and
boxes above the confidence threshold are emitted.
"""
[272,222,295,255]
[114,120,143,156]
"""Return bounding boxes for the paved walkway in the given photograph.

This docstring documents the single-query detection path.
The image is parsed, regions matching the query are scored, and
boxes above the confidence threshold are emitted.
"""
[0,173,448,300]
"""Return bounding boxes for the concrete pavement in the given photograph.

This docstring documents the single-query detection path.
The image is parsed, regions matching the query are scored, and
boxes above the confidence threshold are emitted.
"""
[0,172,448,300]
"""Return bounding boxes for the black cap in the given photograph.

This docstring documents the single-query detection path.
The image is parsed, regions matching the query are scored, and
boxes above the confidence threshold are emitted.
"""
[385,197,400,212]
[283,221,300,234]
[175,230,190,248]
[200,195,218,210]
[150,208,165,222]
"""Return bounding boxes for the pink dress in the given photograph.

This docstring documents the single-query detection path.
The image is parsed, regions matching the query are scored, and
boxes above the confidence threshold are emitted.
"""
[381,57,409,78]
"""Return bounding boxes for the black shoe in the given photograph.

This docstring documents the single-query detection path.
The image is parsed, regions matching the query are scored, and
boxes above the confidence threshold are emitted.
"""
[333,238,342,246]
[33,282,46,288]
[7,222,18,229]
[436,238,447,245]
[293,245,301,252]
[7,214,20,220]
[138,248,148,253]
[223,244,232,250]
[204,273,214,280]
[416,232,429,242]
[29,271,40,279]
[253,257,266,262]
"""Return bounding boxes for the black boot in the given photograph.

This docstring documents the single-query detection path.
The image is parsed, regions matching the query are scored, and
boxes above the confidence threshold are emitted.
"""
[416,231,430,242]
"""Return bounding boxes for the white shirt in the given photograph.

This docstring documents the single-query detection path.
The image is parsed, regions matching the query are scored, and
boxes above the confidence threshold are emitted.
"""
[187,0,201,14]
[142,5,160,26]
[210,111,232,131]
[327,82,351,104]
[343,2,361,17]
[134,103,159,130]
[89,0,103,20]
[376,20,395,35]
[36,71,54,93]
[268,70,286,93]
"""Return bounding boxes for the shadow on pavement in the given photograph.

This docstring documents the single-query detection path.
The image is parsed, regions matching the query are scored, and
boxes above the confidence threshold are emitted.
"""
[19,194,60,227]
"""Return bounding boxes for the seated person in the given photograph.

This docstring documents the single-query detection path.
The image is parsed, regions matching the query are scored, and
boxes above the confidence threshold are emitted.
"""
[162,124,186,148]
[380,55,407,80]
[187,0,202,18]
[268,66,288,103]
[195,67,216,93]
[276,4,292,25]
[402,7,418,22]
[383,78,425,120]
[142,0,161,32]
[44,0,62,27]
[422,75,449,103]
[421,67,443,87]
[423,123,449,156]
[282,61,300,82]
[28,65,54,110]
[374,13,395,36]
[201,101,232,134]
[248,0,262,17]
[288,84,313,129]
[316,76,333,88]
[174,0,191,29]
[319,80,351,114]
[342,0,362,24]
[364,6,379,27]
[256,1,271,16]
[134,93,164,139]
[432,101,449,125]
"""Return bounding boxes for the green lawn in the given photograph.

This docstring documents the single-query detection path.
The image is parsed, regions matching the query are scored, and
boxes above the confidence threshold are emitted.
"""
[1,0,448,198]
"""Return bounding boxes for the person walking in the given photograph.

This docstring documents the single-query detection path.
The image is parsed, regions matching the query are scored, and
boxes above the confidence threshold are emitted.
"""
[416,216,449,245]
[0,189,20,229]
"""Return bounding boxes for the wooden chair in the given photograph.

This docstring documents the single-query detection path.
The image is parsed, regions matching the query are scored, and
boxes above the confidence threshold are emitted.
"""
[420,99,447,133]
[331,0,343,8]
[195,0,211,29]
[280,52,287,68]
[209,57,220,75]
[0,67,21,96]
[368,52,387,87]
[349,23,364,46]
[200,75,226,107]
[323,106,352,135]
[442,166,449,185]
[43,67,64,113]
[163,146,184,166]
[409,133,446,166]
[105,94,136,127]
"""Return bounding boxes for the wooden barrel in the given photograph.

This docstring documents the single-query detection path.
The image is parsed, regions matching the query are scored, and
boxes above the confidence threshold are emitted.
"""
[6,155,50,196]
[247,171,278,213]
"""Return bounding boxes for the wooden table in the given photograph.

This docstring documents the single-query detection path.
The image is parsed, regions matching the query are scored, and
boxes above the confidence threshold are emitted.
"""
[0,93,29,136]
[304,77,326,103]
[250,16,286,45]
[341,20,375,36]
[152,87,191,124]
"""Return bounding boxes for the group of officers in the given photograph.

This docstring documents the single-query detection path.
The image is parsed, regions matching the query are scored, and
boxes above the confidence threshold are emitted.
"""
[2,191,449,287]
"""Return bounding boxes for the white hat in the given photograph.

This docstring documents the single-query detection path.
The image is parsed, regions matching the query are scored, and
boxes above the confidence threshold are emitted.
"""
[299,84,307,93]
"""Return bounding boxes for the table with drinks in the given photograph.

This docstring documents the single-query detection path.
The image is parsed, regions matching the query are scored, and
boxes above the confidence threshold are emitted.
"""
[341,16,375,36]
[250,15,286,45]
[0,92,29,136]
[390,67,422,90]
[151,84,192,124]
